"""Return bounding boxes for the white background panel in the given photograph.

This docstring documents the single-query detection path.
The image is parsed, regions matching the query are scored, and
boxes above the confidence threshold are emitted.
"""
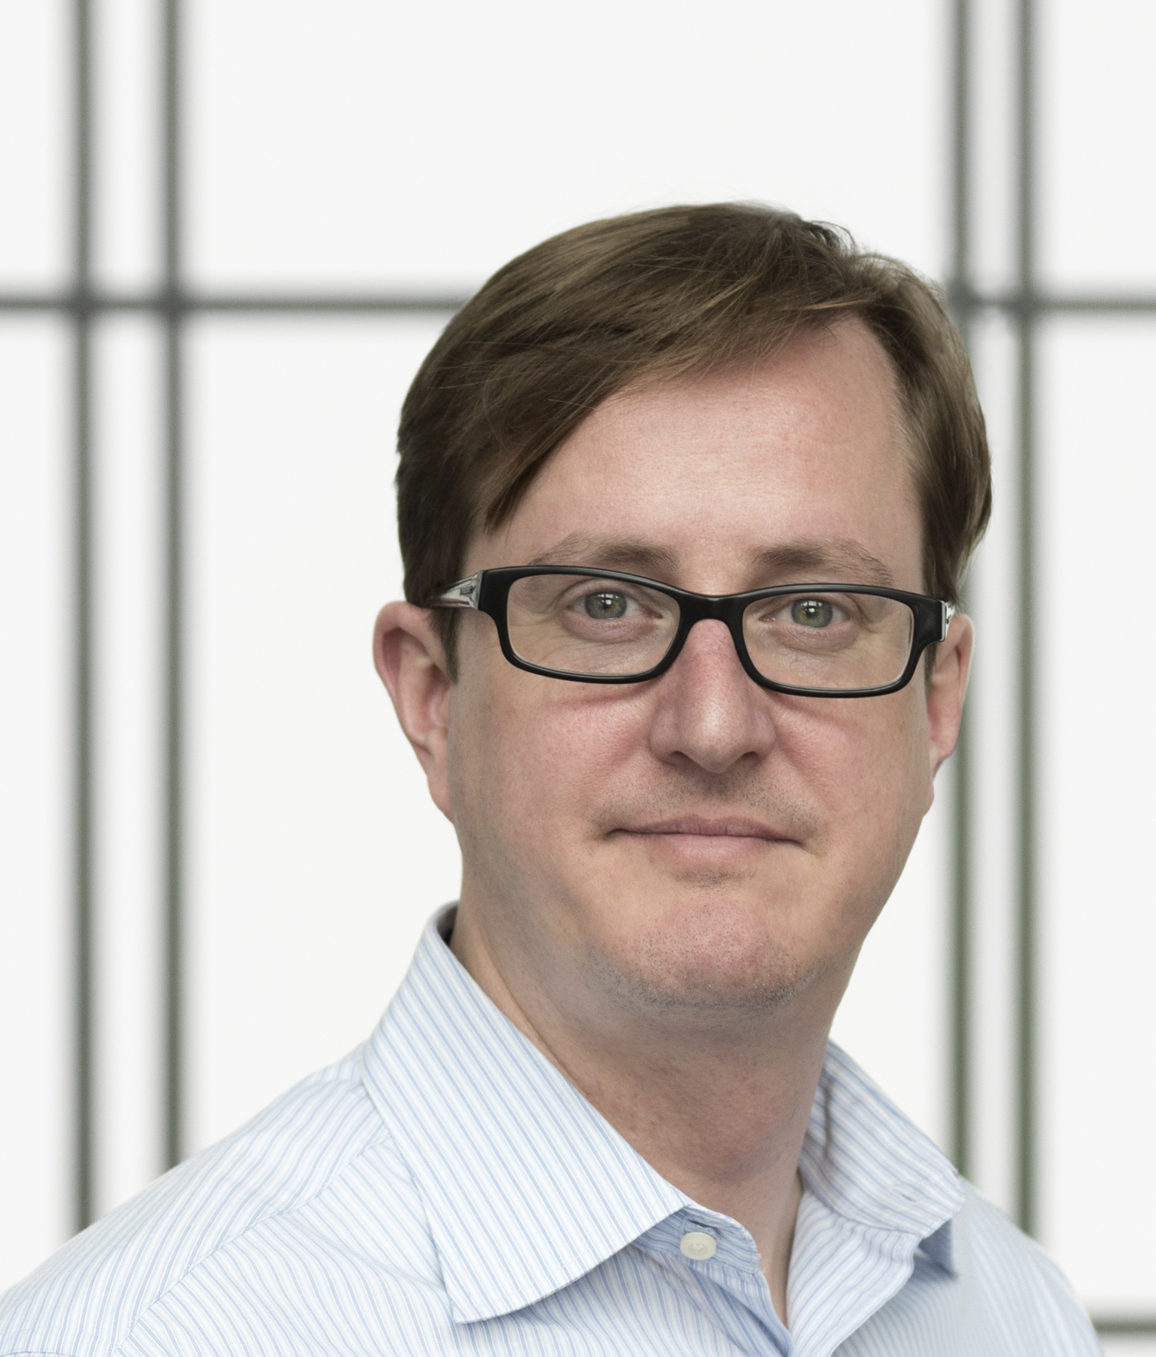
[0,320,72,1286]
[186,0,947,291]
[1039,0,1156,291]
[92,318,167,1217]
[831,778,950,1149]
[0,4,67,289]
[1038,320,1156,1310]
[185,316,461,1154]
[969,0,1019,293]
[93,0,163,292]
[3,0,1155,1333]
[965,312,1023,1220]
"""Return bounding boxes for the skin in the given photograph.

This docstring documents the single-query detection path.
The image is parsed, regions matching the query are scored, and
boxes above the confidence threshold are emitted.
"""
[375,320,973,1323]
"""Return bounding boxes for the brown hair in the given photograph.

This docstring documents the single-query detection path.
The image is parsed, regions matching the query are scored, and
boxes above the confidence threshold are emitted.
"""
[396,203,990,666]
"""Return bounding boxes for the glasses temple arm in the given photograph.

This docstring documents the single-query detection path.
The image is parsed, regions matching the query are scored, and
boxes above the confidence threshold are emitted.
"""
[431,573,482,608]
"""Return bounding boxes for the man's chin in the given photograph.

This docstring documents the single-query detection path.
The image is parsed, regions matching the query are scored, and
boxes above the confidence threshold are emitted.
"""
[583,907,821,1017]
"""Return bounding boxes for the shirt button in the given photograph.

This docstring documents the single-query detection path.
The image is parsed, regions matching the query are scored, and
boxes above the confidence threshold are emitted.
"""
[679,1230,717,1261]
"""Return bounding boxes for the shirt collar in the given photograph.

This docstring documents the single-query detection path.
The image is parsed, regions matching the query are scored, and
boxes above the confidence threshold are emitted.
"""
[359,909,963,1322]
[359,908,687,1322]
[800,1042,963,1274]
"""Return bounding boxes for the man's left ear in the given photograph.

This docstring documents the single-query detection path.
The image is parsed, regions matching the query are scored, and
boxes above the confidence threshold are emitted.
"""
[926,612,974,780]
[373,601,454,821]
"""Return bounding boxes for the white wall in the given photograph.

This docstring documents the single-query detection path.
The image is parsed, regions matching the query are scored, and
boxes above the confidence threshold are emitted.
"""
[2,2,1153,1342]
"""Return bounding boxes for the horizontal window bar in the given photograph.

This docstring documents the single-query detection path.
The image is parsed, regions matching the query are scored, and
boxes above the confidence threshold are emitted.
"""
[6,288,1156,317]
[1092,1316,1156,1336]
[948,287,1156,314]
[0,292,467,314]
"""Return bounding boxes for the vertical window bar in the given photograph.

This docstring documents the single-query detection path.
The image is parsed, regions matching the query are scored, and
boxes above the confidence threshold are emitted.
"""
[947,0,975,1181]
[162,0,185,1171]
[71,0,96,1234]
[1014,0,1039,1239]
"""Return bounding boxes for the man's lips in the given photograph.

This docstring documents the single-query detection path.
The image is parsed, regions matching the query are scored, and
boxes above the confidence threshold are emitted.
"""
[612,817,802,868]
[621,816,792,842]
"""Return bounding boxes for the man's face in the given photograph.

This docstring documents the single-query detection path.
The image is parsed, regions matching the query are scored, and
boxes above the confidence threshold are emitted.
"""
[412,321,970,1029]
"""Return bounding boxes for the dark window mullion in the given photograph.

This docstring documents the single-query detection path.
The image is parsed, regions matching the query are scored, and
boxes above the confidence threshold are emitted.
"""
[947,0,976,1183]
[161,0,184,1174]
[1014,0,1039,1244]
[71,0,95,1236]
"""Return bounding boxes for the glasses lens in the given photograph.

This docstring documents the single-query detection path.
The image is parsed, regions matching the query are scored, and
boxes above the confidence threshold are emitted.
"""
[742,590,915,691]
[506,573,679,676]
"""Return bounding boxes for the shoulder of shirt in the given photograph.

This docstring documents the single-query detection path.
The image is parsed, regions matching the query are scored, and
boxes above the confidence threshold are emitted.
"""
[0,1045,412,1357]
[947,1180,1102,1350]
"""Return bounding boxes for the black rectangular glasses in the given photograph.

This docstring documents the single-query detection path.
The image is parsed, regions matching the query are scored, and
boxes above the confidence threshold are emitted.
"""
[430,566,954,697]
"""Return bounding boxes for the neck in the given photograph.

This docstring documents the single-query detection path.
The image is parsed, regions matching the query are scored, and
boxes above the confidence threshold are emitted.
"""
[557,1013,821,1321]
[450,910,842,1322]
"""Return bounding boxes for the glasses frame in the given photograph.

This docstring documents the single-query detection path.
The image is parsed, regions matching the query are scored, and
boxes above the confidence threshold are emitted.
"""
[430,566,955,698]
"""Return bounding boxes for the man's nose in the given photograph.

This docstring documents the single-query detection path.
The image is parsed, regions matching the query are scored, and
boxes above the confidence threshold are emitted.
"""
[645,618,778,774]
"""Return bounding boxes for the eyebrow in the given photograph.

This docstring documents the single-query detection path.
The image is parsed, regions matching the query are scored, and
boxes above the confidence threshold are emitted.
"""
[527,534,680,577]
[749,540,897,587]
[525,533,897,588]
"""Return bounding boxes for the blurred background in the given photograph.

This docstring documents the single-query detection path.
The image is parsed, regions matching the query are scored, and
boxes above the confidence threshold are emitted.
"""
[1,0,1153,1344]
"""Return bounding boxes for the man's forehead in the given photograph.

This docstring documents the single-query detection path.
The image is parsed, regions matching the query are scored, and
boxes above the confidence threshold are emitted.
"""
[524,532,898,588]
[468,325,924,590]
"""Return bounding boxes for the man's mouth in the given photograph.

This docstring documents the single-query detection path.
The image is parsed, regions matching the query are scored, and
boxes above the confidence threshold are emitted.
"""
[624,816,789,841]
[615,816,797,863]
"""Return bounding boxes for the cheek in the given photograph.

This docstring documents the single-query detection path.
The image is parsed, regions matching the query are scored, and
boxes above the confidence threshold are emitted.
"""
[791,695,932,840]
[444,669,636,859]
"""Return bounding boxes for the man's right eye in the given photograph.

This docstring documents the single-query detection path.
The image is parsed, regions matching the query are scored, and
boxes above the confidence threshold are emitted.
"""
[789,597,837,628]
[578,590,631,620]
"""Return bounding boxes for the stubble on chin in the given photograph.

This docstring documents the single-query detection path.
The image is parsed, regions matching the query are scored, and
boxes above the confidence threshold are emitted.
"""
[579,897,820,1020]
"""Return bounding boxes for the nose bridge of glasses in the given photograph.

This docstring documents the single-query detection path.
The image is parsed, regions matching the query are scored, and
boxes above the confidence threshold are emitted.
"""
[667,590,754,668]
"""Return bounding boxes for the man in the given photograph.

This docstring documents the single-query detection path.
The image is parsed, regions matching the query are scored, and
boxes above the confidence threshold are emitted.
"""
[0,204,1100,1354]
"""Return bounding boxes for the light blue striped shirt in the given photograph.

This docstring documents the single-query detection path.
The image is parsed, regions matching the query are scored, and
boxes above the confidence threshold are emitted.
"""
[1,909,1101,1355]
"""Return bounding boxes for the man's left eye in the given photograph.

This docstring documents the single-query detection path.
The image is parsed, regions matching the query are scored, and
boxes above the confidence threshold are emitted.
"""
[790,598,836,627]
[582,591,629,620]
